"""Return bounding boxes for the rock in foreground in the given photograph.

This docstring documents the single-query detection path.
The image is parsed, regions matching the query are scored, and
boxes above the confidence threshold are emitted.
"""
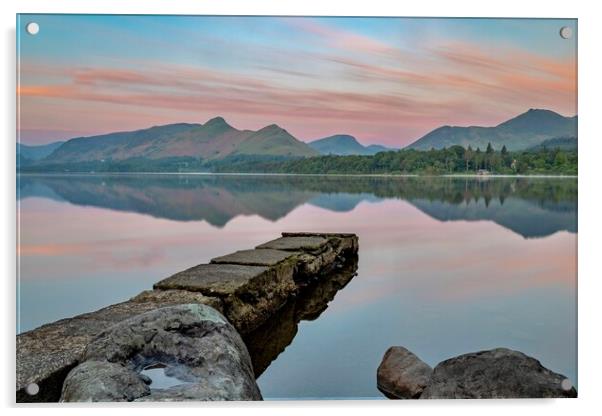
[60,304,261,402]
[376,346,432,399]
[16,290,222,402]
[420,348,576,399]
[377,347,576,399]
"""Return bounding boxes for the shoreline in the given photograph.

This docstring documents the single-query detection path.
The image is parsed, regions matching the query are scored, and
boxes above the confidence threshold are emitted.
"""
[16,171,577,179]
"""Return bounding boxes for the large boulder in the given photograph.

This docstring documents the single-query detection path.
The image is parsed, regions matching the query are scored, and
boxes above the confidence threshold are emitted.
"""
[420,348,577,399]
[16,290,222,403]
[60,304,262,402]
[377,346,433,399]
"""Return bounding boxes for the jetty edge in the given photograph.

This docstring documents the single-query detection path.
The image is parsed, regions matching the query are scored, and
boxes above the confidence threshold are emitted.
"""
[17,232,359,402]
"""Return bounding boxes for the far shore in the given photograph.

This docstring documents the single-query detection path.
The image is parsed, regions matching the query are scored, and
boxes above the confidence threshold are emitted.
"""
[16,171,577,179]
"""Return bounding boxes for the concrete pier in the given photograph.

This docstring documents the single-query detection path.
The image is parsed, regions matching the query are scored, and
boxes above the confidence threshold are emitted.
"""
[16,232,358,402]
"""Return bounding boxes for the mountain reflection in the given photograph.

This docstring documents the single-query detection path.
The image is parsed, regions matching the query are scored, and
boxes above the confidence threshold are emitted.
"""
[18,174,576,238]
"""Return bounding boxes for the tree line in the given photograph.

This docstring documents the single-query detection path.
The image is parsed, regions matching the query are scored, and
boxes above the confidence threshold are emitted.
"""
[19,143,577,176]
[214,144,577,175]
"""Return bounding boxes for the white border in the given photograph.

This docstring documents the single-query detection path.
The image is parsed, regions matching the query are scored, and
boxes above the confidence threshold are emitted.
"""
[3,1,600,415]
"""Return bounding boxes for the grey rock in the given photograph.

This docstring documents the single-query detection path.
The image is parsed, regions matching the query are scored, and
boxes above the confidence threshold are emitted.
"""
[60,361,150,402]
[16,290,221,402]
[420,348,577,399]
[60,304,262,402]
[139,373,152,385]
[377,346,433,399]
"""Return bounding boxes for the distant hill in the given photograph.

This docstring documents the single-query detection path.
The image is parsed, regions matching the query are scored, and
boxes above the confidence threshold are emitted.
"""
[528,136,577,151]
[17,141,65,161]
[406,109,577,151]
[309,134,395,156]
[35,117,317,165]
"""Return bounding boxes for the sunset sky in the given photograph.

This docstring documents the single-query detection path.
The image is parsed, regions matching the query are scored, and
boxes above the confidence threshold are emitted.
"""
[17,15,577,146]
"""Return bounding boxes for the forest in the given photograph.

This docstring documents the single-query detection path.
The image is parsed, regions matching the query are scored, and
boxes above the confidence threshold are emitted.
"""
[19,143,577,176]
[213,144,577,175]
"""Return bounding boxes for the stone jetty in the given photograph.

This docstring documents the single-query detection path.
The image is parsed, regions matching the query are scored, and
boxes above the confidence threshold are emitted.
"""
[17,232,359,402]
[377,346,577,399]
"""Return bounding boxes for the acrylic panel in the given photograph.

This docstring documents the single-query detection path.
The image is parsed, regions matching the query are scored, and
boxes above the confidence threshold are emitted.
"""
[16,15,577,402]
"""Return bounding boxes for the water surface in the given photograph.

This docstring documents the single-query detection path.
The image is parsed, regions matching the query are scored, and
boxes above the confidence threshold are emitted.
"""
[17,174,577,399]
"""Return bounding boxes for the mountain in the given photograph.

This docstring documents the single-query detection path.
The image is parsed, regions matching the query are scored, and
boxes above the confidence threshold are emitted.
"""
[36,117,317,165]
[309,134,395,156]
[17,141,65,161]
[232,124,317,157]
[528,136,577,151]
[406,109,577,151]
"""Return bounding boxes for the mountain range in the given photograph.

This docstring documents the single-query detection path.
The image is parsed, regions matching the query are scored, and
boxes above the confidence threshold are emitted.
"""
[21,121,395,167]
[18,109,577,170]
[406,109,577,151]
[308,135,394,156]
[38,117,318,164]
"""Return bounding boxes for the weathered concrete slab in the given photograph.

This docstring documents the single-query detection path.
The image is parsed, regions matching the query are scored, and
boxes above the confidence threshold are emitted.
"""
[282,232,357,238]
[154,263,271,296]
[155,262,297,335]
[282,232,358,249]
[17,290,222,402]
[211,248,300,266]
[256,236,328,252]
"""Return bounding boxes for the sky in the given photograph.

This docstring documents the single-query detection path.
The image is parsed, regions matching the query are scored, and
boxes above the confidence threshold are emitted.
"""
[17,15,577,146]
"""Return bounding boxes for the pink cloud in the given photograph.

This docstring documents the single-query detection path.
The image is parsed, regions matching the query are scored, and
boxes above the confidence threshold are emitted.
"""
[18,33,576,146]
[284,18,397,56]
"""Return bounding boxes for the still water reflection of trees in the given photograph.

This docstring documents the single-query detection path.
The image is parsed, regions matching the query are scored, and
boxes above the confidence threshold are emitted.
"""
[19,174,576,238]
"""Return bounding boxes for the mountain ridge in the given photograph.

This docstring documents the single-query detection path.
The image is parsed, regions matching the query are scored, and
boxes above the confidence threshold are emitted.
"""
[406,109,577,151]
[37,117,318,164]
[19,109,577,170]
[309,134,394,156]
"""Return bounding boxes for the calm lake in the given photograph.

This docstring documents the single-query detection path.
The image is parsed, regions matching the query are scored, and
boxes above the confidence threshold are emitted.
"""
[17,174,577,399]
